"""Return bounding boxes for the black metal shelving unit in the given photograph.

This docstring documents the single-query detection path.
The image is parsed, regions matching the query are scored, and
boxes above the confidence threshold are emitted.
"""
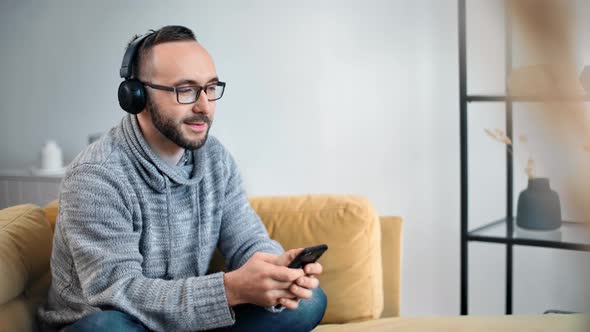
[458,0,590,315]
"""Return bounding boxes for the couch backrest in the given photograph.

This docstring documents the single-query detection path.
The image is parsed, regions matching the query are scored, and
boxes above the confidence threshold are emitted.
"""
[0,204,53,332]
[248,195,402,321]
[248,195,386,323]
[379,216,403,318]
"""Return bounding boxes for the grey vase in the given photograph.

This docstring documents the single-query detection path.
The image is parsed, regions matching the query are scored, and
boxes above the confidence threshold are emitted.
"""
[516,177,562,230]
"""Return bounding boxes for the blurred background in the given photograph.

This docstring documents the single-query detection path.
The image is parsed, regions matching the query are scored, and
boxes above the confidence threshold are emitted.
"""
[1,0,589,317]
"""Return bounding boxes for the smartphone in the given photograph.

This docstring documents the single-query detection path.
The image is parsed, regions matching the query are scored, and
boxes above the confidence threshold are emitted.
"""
[288,244,328,269]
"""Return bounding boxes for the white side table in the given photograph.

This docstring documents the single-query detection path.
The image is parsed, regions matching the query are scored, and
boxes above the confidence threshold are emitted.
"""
[0,170,63,209]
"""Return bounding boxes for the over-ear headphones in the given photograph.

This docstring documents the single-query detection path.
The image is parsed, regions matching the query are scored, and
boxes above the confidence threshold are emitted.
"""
[118,32,154,114]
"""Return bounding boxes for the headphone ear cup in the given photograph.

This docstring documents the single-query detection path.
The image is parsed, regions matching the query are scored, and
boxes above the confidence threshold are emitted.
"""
[118,79,146,114]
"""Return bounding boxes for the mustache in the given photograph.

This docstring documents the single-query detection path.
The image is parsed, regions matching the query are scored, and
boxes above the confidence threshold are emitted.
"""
[183,114,211,126]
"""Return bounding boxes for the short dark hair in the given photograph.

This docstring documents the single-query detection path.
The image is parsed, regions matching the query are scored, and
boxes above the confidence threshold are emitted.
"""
[127,25,197,80]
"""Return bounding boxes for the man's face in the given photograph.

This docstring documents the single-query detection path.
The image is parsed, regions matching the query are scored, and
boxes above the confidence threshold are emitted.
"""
[144,41,218,150]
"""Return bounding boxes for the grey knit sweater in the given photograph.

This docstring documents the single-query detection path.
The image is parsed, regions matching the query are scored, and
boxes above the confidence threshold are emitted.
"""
[38,114,284,331]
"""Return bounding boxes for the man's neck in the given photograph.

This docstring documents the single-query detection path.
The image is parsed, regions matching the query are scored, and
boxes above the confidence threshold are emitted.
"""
[136,114,185,166]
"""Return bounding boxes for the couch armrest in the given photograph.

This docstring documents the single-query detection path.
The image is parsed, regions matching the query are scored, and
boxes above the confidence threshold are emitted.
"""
[379,216,403,318]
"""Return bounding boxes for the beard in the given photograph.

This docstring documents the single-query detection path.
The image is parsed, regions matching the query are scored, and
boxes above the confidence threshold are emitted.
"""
[146,97,212,150]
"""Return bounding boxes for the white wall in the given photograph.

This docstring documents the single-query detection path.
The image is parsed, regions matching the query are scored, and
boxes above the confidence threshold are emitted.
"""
[0,0,588,316]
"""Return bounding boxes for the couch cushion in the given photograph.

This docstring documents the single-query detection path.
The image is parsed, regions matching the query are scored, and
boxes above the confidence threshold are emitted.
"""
[0,294,39,332]
[313,314,589,332]
[249,195,383,323]
[0,204,53,305]
[43,200,59,232]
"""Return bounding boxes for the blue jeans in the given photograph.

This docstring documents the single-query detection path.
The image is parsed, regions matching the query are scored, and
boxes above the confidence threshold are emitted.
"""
[64,287,327,332]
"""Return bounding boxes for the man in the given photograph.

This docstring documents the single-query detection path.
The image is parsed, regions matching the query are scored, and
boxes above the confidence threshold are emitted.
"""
[39,25,327,331]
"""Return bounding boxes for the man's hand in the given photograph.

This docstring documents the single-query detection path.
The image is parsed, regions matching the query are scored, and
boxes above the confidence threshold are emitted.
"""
[276,249,324,310]
[223,252,305,308]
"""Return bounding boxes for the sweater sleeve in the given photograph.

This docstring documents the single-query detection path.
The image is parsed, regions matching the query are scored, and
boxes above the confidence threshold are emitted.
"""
[58,164,235,331]
[217,152,284,271]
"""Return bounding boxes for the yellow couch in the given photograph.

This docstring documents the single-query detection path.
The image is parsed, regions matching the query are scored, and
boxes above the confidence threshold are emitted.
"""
[0,195,587,331]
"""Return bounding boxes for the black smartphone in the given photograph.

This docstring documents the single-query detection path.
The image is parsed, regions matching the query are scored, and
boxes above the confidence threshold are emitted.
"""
[288,244,328,269]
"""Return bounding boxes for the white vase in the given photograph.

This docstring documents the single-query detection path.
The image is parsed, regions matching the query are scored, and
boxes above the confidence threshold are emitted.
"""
[41,140,63,170]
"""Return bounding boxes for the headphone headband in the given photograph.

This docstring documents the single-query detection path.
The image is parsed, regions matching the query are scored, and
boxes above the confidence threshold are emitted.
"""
[119,32,154,79]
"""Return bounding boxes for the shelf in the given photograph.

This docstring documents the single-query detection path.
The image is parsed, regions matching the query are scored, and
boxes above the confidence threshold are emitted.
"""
[0,169,64,182]
[458,0,590,315]
[466,95,590,103]
[468,217,590,251]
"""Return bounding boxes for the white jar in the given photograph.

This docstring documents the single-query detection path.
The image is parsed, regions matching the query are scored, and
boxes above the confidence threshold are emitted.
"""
[41,140,63,170]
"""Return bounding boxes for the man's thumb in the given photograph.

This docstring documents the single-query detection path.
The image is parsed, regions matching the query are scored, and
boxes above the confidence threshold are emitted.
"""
[276,248,304,267]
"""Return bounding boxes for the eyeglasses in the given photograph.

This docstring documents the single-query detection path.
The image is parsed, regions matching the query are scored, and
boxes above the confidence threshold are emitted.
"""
[142,81,226,104]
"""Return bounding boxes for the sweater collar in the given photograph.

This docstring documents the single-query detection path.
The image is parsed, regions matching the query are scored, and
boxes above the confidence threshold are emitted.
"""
[120,114,205,193]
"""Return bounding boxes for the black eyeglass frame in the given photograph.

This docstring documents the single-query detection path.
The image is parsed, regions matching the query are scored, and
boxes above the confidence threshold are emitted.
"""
[141,81,226,103]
